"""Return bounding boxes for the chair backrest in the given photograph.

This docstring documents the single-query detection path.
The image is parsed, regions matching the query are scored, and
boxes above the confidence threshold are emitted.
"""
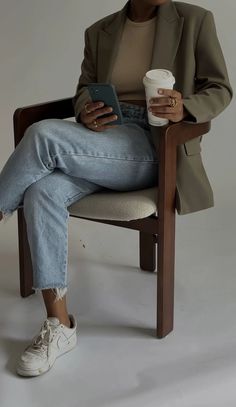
[13,97,74,146]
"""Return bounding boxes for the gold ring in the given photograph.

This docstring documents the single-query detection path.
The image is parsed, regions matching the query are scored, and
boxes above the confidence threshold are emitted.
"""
[169,97,177,108]
[93,120,98,128]
[84,103,91,114]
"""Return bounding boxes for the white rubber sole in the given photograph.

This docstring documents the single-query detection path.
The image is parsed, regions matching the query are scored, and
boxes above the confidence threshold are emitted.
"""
[16,335,77,377]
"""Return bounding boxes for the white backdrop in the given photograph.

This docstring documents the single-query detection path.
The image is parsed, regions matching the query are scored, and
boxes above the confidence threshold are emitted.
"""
[0,0,235,264]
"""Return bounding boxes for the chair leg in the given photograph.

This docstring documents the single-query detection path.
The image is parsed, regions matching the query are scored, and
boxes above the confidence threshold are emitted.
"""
[156,212,175,338]
[139,232,156,272]
[17,208,35,297]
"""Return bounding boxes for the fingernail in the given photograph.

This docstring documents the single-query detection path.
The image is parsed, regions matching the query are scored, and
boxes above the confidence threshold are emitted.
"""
[158,89,163,94]
[99,102,104,106]
[149,99,153,104]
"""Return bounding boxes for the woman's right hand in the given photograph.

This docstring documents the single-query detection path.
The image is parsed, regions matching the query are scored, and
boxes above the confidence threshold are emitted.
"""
[80,101,118,132]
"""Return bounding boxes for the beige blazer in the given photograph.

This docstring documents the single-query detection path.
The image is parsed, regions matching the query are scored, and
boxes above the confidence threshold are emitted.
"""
[72,0,233,215]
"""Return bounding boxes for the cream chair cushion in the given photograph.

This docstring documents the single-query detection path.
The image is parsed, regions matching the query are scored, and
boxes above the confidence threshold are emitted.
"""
[68,187,158,221]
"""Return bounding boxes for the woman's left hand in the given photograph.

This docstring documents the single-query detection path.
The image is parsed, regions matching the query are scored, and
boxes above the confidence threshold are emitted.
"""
[148,89,188,123]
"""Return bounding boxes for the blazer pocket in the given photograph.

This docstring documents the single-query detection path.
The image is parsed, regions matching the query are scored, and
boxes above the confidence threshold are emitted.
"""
[184,138,202,156]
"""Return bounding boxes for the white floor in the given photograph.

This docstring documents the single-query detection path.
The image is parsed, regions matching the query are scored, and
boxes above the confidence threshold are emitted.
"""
[0,202,236,407]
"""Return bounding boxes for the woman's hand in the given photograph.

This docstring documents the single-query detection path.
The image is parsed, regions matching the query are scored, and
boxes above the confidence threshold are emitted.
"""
[148,89,188,123]
[80,101,118,132]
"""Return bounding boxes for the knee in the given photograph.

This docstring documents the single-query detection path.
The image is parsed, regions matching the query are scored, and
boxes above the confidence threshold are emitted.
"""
[24,119,61,143]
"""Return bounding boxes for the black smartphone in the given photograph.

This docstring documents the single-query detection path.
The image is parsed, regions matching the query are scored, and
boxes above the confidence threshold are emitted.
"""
[87,83,124,125]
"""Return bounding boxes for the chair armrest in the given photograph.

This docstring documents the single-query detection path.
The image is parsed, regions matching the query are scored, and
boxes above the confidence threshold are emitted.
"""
[150,121,211,160]
[13,97,74,146]
[159,120,211,147]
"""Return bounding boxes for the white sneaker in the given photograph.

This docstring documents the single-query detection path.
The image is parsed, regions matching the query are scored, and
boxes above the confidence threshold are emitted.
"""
[16,314,77,377]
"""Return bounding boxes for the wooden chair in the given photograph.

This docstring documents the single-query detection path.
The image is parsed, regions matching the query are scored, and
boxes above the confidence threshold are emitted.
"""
[13,97,210,338]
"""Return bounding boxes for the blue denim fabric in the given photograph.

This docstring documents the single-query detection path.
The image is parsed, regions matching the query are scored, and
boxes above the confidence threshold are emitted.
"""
[0,103,158,301]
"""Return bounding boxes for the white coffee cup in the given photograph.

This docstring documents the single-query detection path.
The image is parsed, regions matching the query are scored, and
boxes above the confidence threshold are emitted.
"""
[143,69,175,126]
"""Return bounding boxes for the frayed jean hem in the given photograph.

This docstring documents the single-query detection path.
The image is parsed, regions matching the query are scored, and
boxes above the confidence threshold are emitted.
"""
[0,203,23,224]
[0,209,14,224]
[33,286,68,303]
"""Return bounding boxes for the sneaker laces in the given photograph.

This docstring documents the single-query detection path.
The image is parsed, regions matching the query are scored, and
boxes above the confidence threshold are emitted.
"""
[25,319,57,356]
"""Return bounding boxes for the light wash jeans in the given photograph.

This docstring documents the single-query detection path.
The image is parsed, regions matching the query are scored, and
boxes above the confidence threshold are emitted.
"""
[0,102,158,301]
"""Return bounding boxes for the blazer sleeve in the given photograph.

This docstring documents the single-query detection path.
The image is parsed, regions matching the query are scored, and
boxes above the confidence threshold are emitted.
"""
[72,28,96,122]
[182,10,233,123]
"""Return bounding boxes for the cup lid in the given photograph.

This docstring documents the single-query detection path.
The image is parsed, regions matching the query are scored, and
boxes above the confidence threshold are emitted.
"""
[145,69,175,83]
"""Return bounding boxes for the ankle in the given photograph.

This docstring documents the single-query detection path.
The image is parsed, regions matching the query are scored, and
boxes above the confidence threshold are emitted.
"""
[47,313,71,328]
[60,317,71,328]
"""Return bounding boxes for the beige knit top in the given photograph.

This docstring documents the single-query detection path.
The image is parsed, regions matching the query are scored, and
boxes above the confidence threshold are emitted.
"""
[110,16,156,101]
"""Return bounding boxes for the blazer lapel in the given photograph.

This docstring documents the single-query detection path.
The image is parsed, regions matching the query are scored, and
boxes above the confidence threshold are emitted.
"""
[97,2,129,83]
[97,0,184,82]
[150,0,184,71]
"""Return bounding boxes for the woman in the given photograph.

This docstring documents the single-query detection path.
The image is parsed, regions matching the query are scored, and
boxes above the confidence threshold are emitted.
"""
[0,0,232,377]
